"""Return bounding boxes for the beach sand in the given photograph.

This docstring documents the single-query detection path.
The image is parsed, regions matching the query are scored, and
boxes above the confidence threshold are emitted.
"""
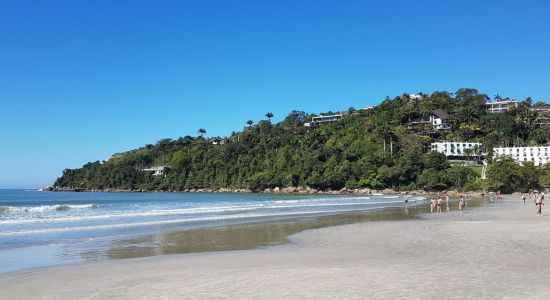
[1,194,549,299]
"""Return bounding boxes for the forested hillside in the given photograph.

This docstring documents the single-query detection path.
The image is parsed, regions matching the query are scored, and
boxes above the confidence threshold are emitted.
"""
[54,89,550,193]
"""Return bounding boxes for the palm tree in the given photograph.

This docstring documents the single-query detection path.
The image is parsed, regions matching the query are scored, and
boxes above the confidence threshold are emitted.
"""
[246,120,254,127]
[197,128,206,137]
[460,106,479,124]
[265,112,274,123]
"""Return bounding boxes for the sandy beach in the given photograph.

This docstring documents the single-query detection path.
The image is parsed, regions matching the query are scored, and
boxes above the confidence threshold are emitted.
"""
[1,194,549,299]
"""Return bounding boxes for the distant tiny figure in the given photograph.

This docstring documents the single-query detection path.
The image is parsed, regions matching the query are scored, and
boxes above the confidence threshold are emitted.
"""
[445,194,450,211]
[404,193,409,205]
[437,197,442,213]
[522,195,526,204]
[496,190,500,203]
[430,198,436,213]
[459,195,465,214]
[536,193,544,216]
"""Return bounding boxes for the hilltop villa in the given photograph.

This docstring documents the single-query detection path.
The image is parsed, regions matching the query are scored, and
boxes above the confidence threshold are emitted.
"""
[407,109,451,133]
[484,100,520,113]
[493,146,550,166]
[304,114,342,127]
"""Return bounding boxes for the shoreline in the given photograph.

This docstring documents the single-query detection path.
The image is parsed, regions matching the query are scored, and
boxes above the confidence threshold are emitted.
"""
[1,196,533,299]
[0,198,430,275]
[49,186,487,197]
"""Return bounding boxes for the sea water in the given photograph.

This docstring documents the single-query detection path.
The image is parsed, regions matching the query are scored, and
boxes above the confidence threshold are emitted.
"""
[0,189,424,274]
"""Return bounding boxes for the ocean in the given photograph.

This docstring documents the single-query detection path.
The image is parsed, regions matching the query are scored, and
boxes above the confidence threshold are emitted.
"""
[0,189,424,274]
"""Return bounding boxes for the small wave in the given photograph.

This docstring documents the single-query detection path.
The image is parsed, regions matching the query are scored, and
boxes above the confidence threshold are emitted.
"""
[0,206,397,236]
[0,198,417,225]
[0,204,98,213]
[273,200,300,204]
[0,204,264,225]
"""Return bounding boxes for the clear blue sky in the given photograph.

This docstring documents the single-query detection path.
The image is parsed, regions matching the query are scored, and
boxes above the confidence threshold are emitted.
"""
[1,0,549,188]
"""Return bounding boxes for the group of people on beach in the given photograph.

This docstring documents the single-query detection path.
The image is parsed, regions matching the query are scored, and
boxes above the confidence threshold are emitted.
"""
[524,189,545,216]
[412,193,466,214]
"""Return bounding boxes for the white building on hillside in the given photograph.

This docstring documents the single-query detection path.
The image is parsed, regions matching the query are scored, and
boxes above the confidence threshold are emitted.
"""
[211,138,227,145]
[484,100,520,113]
[493,146,550,166]
[407,110,451,133]
[304,114,342,127]
[141,166,169,176]
[431,142,482,157]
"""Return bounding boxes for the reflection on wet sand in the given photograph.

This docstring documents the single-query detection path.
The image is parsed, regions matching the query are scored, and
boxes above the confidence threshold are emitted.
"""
[77,207,415,260]
[75,196,484,262]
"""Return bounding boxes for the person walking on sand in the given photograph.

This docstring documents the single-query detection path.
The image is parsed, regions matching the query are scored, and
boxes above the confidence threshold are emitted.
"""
[445,193,450,211]
[536,193,544,216]
[437,197,442,213]
[459,195,465,214]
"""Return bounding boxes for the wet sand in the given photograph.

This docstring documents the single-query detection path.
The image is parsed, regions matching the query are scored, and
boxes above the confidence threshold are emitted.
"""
[1,194,548,299]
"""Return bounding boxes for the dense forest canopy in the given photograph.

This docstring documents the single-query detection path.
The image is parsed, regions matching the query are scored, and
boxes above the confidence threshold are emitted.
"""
[54,89,550,193]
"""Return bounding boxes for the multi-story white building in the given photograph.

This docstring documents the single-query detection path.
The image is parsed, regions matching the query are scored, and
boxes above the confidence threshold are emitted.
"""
[431,142,482,157]
[493,146,550,166]
[484,100,520,113]
[304,114,342,127]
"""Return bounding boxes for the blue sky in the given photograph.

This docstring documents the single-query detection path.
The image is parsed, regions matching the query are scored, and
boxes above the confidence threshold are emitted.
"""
[1,0,549,188]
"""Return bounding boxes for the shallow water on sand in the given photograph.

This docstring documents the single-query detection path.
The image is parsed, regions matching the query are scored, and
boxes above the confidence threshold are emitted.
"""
[0,190,436,274]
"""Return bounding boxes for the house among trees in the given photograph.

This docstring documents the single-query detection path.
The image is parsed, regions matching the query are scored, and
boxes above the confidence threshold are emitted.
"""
[211,138,227,145]
[530,103,550,126]
[141,166,169,176]
[431,142,483,158]
[407,109,451,134]
[304,114,342,127]
[484,99,520,113]
[409,93,424,100]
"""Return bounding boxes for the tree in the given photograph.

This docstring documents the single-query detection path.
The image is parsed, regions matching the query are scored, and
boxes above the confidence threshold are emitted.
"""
[246,120,254,127]
[280,111,306,128]
[523,97,533,107]
[265,112,274,123]
[197,128,206,137]
[170,150,186,169]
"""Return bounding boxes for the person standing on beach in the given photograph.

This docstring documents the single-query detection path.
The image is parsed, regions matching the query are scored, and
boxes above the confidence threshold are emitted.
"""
[430,198,436,213]
[536,193,544,216]
[522,194,526,204]
[404,193,409,206]
[445,193,450,211]
[437,197,442,213]
[459,195,465,214]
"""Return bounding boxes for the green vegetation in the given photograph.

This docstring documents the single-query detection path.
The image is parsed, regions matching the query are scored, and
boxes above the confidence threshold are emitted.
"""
[54,89,550,192]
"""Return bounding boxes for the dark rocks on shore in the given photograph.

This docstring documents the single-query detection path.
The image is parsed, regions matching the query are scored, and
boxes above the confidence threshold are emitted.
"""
[52,186,487,197]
